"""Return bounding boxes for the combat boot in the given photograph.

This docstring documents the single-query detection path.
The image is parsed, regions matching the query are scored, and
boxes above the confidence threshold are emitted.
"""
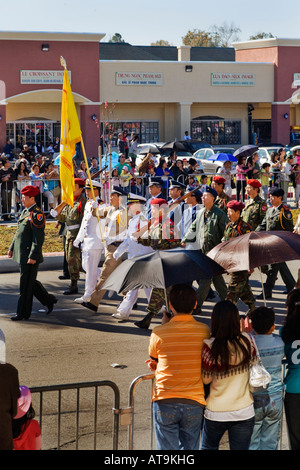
[63,280,78,295]
[134,312,155,329]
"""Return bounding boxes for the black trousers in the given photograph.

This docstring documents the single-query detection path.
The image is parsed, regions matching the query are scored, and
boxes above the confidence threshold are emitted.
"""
[284,392,300,450]
[17,263,55,318]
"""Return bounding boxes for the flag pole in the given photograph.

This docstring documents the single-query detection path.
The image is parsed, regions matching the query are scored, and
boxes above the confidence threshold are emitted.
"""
[80,136,105,243]
[60,56,104,242]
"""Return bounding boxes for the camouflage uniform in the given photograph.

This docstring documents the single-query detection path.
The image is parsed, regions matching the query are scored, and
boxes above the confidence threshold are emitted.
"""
[223,217,255,311]
[215,190,232,213]
[56,193,86,283]
[241,195,268,230]
[256,203,295,296]
[135,217,180,327]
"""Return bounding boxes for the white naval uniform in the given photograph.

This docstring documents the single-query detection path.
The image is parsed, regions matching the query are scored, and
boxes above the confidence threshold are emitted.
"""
[112,212,153,319]
[180,202,203,248]
[73,197,107,301]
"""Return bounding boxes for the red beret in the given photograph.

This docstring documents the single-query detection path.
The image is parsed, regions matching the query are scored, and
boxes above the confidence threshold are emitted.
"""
[227,200,245,212]
[150,198,168,207]
[247,179,261,188]
[21,185,39,197]
[74,178,86,187]
[212,175,226,185]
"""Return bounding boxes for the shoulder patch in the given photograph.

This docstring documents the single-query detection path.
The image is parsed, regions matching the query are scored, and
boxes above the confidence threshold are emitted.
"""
[261,204,267,211]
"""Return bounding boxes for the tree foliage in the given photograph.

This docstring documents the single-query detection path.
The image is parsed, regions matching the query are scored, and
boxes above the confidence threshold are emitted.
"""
[108,33,125,43]
[249,32,274,40]
[182,22,241,47]
[150,39,173,46]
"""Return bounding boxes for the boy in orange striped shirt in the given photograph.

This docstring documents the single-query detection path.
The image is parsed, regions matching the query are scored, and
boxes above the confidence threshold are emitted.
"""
[147,284,210,450]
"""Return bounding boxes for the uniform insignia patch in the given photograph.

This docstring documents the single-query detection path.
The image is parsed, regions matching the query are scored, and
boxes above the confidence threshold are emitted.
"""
[37,214,44,221]
[261,205,267,211]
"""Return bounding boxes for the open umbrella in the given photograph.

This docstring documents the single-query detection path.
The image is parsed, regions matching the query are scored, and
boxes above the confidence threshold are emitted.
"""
[233,145,258,158]
[161,141,187,151]
[137,144,161,155]
[102,249,224,294]
[207,153,237,163]
[207,231,300,273]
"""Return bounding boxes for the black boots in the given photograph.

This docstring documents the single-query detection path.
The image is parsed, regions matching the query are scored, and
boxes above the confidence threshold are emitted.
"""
[134,312,155,329]
[63,280,78,295]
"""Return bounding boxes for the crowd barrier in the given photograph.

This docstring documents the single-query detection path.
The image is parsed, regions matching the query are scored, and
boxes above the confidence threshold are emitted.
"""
[0,172,298,221]
[30,373,155,451]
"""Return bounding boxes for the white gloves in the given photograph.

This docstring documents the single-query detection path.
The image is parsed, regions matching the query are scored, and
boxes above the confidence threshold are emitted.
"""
[50,209,57,217]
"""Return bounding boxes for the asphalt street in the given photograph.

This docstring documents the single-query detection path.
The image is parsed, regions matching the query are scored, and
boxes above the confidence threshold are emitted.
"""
[0,259,296,450]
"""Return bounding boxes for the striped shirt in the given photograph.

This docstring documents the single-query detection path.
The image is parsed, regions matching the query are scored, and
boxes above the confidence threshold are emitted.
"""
[149,315,210,405]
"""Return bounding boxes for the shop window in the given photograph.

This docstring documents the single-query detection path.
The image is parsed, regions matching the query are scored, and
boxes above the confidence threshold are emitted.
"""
[102,121,159,147]
[191,119,241,145]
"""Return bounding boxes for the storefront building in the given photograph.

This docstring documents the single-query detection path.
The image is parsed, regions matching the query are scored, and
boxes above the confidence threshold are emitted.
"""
[1,32,300,157]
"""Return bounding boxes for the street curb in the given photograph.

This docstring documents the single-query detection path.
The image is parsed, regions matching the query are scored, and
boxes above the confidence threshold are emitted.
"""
[0,252,64,273]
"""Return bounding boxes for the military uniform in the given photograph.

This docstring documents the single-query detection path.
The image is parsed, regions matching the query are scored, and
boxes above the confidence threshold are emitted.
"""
[182,200,229,308]
[256,199,295,297]
[9,201,57,320]
[82,186,128,311]
[55,192,86,293]
[241,195,268,230]
[215,190,232,213]
[223,217,255,311]
[135,198,181,329]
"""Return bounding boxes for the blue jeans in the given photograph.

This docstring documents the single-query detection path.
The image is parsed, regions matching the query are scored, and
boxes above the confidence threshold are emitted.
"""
[153,401,204,450]
[249,393,283,450]
[201,416,255,450]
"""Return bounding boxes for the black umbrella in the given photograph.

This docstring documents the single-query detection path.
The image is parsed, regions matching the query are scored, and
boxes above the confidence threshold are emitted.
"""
[137,144,161,155]
[102,249,224,293]
[233,145,258,158]
[161,141,187,151]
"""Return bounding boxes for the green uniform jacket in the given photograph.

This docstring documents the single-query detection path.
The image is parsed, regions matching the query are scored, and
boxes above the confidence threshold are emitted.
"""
[222,217,252,242]
[241,195,268,230]
[256,203,294,232]
[9,204,45,264]
[215,190,232,213]
[182,204,229,254]
[56,193,86,241]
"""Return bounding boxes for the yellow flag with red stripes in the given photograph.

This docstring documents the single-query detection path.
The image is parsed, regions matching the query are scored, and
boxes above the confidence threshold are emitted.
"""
[60,58,81,207]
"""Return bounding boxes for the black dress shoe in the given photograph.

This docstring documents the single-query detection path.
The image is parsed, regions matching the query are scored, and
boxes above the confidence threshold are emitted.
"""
[256,293,272,300]
[11,314,29,321]
[58,274,70,280]
[46,297,57,315]
[81,301,98,312]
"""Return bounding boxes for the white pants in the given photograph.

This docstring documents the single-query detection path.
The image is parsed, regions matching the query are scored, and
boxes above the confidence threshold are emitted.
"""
[117,288,152,316]
[82,248,103,299]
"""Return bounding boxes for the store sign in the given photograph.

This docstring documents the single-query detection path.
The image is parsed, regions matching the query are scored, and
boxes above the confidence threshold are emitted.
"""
[116,72,163,86]
[20,70,71,84]
[211,72,255,86]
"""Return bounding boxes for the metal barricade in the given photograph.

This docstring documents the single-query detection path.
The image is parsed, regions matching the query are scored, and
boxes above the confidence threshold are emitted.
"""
[30,380,121,450]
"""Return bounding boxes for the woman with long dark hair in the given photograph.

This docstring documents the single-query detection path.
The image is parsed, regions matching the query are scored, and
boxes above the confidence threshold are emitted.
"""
[280,288,300,450]
[201,300,256,450]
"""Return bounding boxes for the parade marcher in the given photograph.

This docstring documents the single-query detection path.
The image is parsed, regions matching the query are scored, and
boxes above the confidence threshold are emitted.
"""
[8,185,57,321]
[81,186,128,312]
[241,179,268,230]
[133,198,181,329]
[181,187,228,312]
[112,193,153,321]
[73,180,107,304]
[223,200,255,312]
[211,175,232,213]
[168,179,186,234]
[256,187,295,299]
[180,188,203,241]
[51,178,86,295]
[144,177,164,219]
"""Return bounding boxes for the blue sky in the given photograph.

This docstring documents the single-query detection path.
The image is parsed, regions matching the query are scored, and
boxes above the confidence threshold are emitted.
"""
[0,0,299,46]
